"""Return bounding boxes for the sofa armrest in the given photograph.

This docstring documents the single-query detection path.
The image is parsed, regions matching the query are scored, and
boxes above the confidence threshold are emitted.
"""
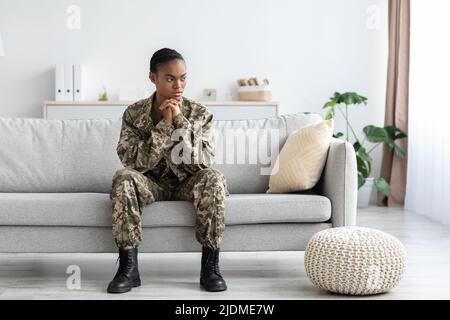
[317,138,358,227]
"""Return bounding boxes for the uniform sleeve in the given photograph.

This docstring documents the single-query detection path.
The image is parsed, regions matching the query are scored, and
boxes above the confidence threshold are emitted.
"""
[116,108,175,173]
[171,109,215,173]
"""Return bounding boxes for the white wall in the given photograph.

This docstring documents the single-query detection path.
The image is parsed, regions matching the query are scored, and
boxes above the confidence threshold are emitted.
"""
[0,0,388,199]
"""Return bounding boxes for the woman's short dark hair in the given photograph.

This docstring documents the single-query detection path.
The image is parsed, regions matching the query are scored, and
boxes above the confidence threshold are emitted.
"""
[150,48,185,73]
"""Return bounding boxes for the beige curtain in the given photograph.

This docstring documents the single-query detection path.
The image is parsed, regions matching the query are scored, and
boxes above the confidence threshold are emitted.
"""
[378,0,410,207]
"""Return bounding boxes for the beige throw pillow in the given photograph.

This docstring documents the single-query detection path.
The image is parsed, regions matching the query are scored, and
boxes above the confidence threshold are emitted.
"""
[267,119,333,193]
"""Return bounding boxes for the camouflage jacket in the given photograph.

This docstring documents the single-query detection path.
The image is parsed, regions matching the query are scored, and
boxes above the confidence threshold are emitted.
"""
[116,91,215,187]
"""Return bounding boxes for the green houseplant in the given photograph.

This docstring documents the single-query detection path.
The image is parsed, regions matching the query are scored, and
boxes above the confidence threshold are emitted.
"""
[323,92,407,198]
[98,86,108,101]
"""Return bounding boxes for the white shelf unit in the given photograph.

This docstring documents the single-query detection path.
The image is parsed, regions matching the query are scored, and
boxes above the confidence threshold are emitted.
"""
[43,100,279,121]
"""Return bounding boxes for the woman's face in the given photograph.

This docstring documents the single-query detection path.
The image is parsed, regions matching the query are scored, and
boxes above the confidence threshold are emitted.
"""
[149,59,187,100]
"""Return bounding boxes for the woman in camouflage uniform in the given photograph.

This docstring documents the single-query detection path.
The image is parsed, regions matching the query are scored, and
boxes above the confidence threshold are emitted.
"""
[107,48,229,294]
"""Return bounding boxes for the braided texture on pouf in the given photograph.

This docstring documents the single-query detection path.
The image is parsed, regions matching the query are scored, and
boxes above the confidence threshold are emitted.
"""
[304,227,406,295]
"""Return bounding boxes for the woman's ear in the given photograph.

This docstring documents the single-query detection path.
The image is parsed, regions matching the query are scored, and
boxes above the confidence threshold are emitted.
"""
[149,71,155,84]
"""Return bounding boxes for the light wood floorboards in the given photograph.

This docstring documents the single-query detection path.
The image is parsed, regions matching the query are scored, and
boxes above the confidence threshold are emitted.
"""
[1,206,449,299]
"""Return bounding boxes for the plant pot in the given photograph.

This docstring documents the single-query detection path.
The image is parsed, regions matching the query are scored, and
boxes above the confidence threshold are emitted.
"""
[357,177,374,208]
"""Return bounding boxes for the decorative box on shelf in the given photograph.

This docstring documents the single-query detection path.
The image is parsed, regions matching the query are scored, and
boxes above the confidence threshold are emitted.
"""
[43,100,279,121]
[237,85,272,102]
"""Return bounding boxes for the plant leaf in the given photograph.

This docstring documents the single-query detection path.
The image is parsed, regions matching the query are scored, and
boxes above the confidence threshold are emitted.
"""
[395,132,408,140]
[357,155,370,178]
[384,125,397,137]
[387,142,395,151]
[363,125,389,143]
[394,144,405,159]
[323,100,337,108]
[329,92,367,107]
[358,173,366,189]
[332,92,341,100]
[374,177,390,197]
[325,108,335,120]
[357,146,372,162]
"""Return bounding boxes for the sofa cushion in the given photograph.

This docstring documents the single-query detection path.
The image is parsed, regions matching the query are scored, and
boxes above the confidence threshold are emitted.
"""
[0,117,122,193]
[0,193,331,227]
[0,112,322,194]
[267,120,333,193]
[211,113,323,193]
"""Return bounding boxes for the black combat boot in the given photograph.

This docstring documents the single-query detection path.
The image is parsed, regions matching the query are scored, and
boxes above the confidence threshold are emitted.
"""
[200,246,227,292]
[107,247,141,293]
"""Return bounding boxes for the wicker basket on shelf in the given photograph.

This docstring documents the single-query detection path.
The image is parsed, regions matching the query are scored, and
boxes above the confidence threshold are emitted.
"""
[237,85,272,101]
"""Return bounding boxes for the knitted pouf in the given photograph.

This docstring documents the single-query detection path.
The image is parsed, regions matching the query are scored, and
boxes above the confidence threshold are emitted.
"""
[304,227,407,295]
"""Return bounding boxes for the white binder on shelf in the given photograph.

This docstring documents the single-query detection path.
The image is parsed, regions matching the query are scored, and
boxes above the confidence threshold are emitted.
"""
[64,64,73,101]
[54,65,65,101]
[73,64,85,101]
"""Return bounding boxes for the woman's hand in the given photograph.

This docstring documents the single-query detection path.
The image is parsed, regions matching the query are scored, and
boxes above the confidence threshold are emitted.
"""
[166,98,182,118]
[160,106,172,124]
[158,98,182,124]
[157,100,173,124]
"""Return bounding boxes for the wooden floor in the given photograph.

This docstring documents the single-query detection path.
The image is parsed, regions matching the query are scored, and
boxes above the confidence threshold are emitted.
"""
[1,206,449,300]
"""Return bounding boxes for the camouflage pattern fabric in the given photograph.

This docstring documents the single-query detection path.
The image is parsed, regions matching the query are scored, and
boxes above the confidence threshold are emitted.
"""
[110,92,229,249]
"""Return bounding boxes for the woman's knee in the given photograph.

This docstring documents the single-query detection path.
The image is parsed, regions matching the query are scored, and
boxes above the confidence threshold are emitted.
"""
[112,168,145,188]
[197,168,226,182]
[113,168,139,180]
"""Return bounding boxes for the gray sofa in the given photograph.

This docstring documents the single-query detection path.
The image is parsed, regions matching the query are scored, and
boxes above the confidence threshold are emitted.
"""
[0,112,357,253]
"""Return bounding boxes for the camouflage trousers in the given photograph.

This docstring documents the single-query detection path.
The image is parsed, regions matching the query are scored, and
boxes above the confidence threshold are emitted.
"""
[110,167,228,250]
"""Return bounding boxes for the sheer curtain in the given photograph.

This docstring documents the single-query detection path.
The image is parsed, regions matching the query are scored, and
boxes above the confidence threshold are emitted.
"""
[405,0,450,224]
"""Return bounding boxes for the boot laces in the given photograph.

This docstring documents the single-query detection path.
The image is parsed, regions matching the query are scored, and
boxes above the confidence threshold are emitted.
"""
[123,250,135,273]
[113,250,134,279]
[206,250,222,277]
